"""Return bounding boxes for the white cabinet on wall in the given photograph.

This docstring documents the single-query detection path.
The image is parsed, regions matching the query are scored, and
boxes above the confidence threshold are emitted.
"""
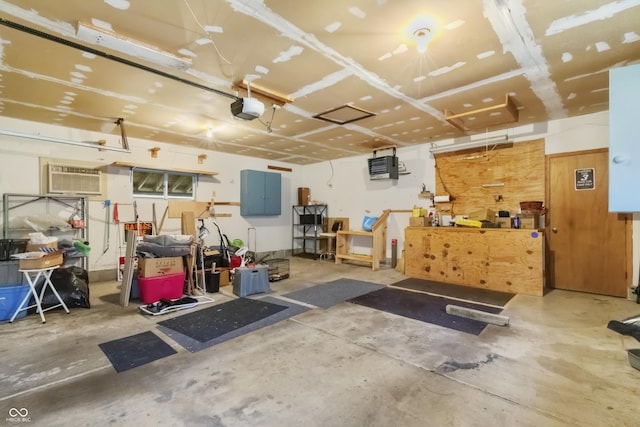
[609,63,640,212]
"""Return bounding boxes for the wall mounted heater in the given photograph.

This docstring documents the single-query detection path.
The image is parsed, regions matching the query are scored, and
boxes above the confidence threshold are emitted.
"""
[48,164,102,195]
[368,147,399,180]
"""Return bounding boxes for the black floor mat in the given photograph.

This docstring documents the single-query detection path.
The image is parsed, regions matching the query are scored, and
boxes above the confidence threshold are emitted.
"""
[282,278,384,308]
[158,296,310,353]
[98,331,176,373]
[348,287,503,335]
[157,298,287,343]
[390,278,514,307]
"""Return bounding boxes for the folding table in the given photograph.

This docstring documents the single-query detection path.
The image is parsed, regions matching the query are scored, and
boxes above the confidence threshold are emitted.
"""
[10,266,69,323]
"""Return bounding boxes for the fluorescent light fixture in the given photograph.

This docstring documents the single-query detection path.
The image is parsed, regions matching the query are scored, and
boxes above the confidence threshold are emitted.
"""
[0,129,130,153]
[76,22,192,71]
[430,135,510,154]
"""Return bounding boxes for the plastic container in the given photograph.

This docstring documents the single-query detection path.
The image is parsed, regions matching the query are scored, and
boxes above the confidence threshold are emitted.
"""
[205,270,220,293]
[0,284,30,321]
[0,260,23,287]
[233,265,270,297]
[0,239,28,261]
[628,349,640,371]
[138,272,185,304]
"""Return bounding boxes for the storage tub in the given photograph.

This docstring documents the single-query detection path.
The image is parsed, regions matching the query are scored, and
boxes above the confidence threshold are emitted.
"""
[138,272,185,304]
[628,349,640,371]
[233,265,270,297]
[0,284,30,321]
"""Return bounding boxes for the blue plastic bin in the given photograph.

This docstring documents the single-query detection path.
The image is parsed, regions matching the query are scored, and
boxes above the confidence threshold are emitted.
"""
[0,284,30,321]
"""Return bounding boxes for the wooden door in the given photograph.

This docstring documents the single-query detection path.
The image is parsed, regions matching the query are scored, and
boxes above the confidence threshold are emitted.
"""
[546,149,631,297]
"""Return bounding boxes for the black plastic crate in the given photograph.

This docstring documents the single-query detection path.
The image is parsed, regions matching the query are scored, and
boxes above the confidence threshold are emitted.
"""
[0,239,29,261]
[265,258,290,282]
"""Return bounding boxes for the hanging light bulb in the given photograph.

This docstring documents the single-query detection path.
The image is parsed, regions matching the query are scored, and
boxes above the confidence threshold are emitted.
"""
[205,127,214,138]
[406,16,437,53]
[413,27,432,53]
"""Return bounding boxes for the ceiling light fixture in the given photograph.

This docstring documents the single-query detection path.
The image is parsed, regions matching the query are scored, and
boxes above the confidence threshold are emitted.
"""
[205,127,214,138]
[407,16,437,53]
[413,27,433,53]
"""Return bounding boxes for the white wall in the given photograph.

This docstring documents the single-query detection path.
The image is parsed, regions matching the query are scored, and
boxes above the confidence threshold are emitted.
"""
[1,111,636,288]
[0,117,299,273]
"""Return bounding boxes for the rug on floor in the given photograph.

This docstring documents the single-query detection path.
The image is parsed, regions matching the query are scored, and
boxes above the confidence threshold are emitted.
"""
[348,287,503,335]
[389,277,515,307]
[98,331,177,373]
[157,297,288,344]
[282,278,385,308]
[157,296,309,352]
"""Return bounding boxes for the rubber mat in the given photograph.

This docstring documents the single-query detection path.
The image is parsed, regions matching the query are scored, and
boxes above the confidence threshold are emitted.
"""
[389,278,515,307]
[348,287,503,335]
[98,331,176,373]
[157,297,287,343]
[157,296,309,353]
[282,278,384,308]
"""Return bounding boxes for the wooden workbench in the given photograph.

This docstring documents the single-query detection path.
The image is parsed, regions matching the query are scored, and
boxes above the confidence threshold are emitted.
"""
[404,226,545,296]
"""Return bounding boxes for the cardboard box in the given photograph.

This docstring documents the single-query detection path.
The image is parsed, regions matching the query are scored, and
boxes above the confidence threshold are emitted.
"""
[218,268,230,286]
[297,187,310,206]
[26,241,58,252]
[409,217,431,227]
[520,213,541,230]
[468,208,496,222]
[138,257,184,278]
[496,218,512,229]
[18,252,63,270]
[412,208,427,218]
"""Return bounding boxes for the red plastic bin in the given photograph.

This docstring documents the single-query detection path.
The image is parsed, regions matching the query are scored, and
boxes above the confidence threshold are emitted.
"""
[138,272,185,304]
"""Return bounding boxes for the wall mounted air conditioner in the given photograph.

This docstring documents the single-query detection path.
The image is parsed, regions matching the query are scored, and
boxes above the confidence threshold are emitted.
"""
[48,163,102,195]
[367,147,399,180]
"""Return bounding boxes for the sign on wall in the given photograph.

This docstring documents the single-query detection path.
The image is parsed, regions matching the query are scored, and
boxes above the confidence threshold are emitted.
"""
[575,168,595,191]
[123,222,153,241]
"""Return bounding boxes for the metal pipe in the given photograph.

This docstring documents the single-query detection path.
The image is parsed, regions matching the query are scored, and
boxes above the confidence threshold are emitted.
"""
[0,129,131,153]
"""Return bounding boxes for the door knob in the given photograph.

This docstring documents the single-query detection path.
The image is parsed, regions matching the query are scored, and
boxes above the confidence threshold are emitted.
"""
[552,227,558,233]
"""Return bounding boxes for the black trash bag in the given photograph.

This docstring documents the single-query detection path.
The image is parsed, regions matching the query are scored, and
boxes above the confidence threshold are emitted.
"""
[31,266,90,310]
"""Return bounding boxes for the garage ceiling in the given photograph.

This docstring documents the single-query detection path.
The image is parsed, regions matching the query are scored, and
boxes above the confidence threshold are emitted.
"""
[0,0,639,164]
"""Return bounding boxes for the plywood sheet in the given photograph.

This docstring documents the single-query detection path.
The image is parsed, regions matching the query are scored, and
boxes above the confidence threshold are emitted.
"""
[168,200,211,219]
[434,139,545,218]
[404,227,544,296]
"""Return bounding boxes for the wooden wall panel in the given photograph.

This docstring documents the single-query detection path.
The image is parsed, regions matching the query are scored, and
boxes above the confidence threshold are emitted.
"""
[404,227,544,296]
[434,139,545,217]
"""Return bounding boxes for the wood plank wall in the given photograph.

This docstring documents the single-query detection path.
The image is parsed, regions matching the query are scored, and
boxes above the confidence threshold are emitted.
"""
[434,138,545,217]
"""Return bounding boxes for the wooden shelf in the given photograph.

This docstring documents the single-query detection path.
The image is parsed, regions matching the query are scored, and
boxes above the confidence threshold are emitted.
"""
[444,94,519,132]
[111,161,218,176]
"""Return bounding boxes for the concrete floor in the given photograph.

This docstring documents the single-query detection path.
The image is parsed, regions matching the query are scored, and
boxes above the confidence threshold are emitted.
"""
[1,257,639,426]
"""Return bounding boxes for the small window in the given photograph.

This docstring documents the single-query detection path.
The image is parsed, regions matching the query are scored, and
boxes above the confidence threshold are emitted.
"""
[132,169,195,199]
